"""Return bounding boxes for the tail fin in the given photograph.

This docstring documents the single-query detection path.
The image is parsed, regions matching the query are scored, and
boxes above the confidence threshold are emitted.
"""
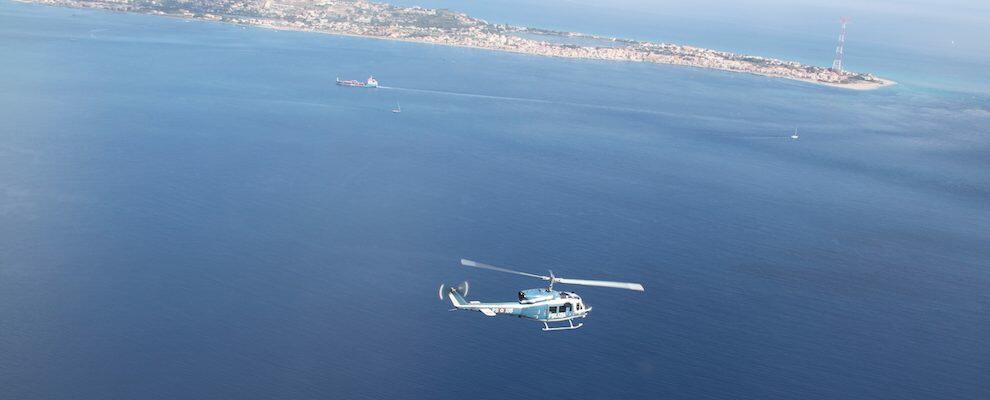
[448,289,468,308]
[440,281,469,309]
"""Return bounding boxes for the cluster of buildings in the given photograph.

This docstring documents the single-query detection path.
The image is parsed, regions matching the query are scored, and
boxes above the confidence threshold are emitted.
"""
[28,0,887,88]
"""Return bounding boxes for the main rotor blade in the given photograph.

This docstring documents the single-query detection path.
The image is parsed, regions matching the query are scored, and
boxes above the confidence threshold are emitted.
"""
[460,259,548,280]
[553,278,645,291]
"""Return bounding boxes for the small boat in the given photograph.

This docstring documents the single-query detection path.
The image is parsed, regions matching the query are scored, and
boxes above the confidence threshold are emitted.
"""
[391,103,401,113]
[336,75,379,88]
[790,127,799,140]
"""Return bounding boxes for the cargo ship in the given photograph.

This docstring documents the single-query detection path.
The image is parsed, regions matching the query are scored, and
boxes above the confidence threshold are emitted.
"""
[336,75,379,88]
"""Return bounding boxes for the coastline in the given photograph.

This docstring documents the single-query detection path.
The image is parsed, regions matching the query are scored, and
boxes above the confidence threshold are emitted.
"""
[215,22,902,90]
[16,0,896,90]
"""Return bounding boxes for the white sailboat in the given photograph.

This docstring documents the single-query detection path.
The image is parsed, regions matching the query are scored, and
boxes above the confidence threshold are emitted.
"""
[391,102,401,113]
[790,127,799,140]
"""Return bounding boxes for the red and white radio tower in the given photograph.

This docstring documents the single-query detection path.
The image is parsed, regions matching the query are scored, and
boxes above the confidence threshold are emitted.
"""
[831,17,850,72]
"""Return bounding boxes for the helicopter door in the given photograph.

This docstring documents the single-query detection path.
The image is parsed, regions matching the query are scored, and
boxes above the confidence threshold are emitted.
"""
[550,303,571,319]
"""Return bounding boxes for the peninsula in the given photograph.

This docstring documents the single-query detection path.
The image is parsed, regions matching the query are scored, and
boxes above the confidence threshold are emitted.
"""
[23,0,895,89]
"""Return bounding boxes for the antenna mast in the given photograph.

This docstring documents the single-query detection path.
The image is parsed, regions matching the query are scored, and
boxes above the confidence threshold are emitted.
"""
[831,17,849,72]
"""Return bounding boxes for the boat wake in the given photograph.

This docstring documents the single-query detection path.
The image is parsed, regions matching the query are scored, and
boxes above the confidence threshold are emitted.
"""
[88,28,109,38]
[379,86,555,105]
[378,86,802,136]
[380,85,684,118]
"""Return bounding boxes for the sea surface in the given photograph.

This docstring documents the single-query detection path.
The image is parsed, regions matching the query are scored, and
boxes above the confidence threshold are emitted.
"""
[1,1,989,399]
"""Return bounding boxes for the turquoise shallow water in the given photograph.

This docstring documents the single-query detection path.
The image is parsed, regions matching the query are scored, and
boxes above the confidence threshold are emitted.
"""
[391,0,990,95]
[1,1,989,399]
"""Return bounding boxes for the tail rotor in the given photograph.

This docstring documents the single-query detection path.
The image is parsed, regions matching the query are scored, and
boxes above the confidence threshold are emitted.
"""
[437,281,469,301]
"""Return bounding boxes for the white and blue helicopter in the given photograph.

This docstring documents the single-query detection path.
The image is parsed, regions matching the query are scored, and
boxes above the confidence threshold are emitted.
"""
[440,259,645,331]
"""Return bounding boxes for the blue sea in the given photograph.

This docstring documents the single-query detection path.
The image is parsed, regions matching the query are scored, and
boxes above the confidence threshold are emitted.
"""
[1,1,988,399]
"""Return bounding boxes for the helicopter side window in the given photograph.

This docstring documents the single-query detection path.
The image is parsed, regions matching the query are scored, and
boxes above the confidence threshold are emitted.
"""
[549,306,557,313]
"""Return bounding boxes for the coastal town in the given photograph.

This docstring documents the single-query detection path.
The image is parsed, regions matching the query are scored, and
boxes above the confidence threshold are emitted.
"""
[23,0,894,89]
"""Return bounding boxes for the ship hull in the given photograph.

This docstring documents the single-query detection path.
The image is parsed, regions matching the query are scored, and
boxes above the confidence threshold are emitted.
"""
[336,79,378,88]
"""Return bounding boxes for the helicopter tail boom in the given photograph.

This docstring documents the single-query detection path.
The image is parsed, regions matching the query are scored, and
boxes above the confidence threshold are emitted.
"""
[440,282,510,317]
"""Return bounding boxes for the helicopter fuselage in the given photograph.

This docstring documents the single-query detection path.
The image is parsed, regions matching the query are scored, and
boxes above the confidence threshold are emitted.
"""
[446,287,592,330]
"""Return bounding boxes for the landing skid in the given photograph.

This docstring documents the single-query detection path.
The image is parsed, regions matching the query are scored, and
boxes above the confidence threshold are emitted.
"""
[542,319,583,331]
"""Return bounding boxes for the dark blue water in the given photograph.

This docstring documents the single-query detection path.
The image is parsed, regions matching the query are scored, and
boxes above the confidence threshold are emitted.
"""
[1,2,989,399]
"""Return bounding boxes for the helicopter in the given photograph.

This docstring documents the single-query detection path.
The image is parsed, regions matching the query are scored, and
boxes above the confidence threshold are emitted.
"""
[439,259,645,331]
